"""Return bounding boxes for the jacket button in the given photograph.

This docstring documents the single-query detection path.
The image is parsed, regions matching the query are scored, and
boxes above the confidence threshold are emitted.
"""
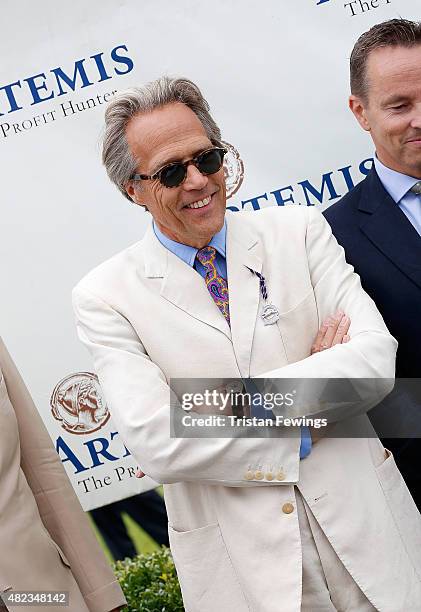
[254,470,264,480]
[282,503,295,514]
[276,471,286,481]
[265,472,274,481]
[245,471,254,480]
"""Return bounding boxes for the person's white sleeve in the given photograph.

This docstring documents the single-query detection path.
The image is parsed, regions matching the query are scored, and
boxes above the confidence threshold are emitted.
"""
[256,208,397,418]
[72,286,301,486]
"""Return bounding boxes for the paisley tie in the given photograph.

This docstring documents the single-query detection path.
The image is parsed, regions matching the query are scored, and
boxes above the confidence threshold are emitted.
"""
[196,246,230,326]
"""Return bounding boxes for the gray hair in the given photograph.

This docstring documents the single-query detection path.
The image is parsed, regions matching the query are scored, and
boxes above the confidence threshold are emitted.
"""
[350,18,421,101]
[102,76,223,201]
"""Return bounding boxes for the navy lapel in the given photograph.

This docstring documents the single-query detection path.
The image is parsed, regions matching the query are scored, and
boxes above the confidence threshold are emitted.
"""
[358,169,421,290]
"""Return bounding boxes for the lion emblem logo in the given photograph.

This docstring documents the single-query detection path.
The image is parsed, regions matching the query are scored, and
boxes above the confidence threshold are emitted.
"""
[222,140,245,199]
[50,372,110,434]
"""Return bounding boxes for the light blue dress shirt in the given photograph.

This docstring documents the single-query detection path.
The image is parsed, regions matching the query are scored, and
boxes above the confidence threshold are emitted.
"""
[374,157,421,236]
[153,221,312,459]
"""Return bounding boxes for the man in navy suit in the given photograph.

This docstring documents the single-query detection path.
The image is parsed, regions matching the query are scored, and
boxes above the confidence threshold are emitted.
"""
[324,18,421,509]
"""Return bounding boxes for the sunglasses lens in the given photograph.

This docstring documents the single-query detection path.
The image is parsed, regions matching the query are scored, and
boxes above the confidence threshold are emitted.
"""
[160,163,186,187]
[197,149,225,175]
[158,149,225,187]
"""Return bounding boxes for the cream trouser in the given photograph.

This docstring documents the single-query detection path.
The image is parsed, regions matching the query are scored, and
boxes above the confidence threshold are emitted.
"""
[295,489,377,612]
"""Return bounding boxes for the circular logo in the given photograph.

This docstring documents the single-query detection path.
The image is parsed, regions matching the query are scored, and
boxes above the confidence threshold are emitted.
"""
[222,140,244,199]
[50,372,110,435]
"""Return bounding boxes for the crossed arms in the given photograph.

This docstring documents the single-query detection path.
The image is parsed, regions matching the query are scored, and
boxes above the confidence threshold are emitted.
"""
[73,209,396,486]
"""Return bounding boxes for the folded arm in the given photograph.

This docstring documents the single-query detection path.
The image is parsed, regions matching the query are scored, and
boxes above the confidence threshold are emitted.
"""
[73,209,396,484]
[72,287,301,486]
[256,208,397,415]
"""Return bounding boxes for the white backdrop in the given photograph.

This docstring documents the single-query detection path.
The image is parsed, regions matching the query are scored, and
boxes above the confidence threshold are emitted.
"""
[0,0,418,510]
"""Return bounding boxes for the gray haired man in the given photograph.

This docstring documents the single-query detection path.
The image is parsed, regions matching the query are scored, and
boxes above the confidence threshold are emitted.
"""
[73,76,420,611]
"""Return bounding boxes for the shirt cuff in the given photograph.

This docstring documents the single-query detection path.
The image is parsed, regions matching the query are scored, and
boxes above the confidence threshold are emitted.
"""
[299,426,312,459]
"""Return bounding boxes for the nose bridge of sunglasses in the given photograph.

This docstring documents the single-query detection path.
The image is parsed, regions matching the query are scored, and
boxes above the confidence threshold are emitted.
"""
[185,159,209,183]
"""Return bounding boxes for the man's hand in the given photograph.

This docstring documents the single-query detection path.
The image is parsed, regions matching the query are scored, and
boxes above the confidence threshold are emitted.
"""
[311,310,350,354]
[136,314,351,464]
[134,381,243,480]
[309,311,350,444]
[135,380,241,480]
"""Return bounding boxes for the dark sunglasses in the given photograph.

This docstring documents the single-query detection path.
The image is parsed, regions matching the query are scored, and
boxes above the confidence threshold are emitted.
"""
[132,147,227,188]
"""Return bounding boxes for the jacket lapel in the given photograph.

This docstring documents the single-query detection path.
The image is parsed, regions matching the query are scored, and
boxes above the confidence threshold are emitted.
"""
[226,213,263,377]
[141,224,231,339]
[359,169,421,290]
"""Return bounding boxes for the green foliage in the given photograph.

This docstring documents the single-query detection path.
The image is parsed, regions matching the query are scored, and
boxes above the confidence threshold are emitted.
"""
[114,547,184,612]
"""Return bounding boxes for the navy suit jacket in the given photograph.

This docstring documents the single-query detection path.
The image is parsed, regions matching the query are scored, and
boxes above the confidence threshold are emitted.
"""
[324,168,421,505]
[324,167,421,378]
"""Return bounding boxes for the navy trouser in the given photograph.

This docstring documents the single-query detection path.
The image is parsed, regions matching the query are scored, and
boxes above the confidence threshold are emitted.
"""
[90,489,169,561]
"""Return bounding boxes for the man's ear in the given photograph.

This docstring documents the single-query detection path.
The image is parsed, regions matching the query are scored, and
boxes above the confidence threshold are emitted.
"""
[349,95,371,132]
[126,181,148,209]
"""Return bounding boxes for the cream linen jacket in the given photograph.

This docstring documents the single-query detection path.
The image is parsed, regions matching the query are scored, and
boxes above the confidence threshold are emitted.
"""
[0,339,126,612]
[73,206,421,612]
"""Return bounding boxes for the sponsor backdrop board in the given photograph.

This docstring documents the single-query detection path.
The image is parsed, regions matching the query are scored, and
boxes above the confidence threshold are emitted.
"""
[0,0,417,510]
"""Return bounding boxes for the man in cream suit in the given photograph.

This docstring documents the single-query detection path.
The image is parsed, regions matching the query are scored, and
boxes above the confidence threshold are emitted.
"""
[73,77,421,611]
[0,338,126,612]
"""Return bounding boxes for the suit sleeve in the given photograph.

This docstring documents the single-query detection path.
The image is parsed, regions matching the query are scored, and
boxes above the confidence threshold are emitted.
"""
[0,338,126,612]
[72,287,302,486]
[256,208,397,415]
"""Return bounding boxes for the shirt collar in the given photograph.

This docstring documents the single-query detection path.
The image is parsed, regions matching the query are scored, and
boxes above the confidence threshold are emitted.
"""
[153,219,227,268]
[373,156,420,203]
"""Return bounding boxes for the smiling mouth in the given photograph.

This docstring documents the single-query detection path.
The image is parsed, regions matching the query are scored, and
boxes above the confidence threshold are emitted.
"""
[184,194,212,210]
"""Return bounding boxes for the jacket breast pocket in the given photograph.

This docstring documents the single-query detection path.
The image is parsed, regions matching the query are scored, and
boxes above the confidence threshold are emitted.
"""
[168,523,250,612]
[276,292,319,364]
